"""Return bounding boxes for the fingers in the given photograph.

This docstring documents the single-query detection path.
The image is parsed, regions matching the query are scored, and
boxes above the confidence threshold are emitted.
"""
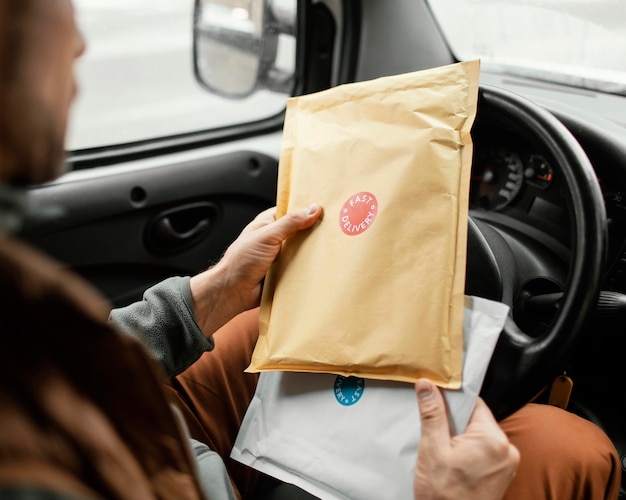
[466,397,510,446]
[465,397,521,482]
[467,396,499,427]
[415,378,451,452]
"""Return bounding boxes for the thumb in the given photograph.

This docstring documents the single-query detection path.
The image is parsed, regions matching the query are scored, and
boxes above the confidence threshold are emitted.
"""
[270,203,323,240]
[415,378,451,452]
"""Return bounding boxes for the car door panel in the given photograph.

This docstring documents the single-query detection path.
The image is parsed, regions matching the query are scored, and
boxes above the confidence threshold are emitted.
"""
[20,150,278,308]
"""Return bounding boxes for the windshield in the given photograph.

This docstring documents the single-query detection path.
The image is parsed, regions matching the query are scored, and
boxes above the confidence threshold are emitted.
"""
[427,0,626,95]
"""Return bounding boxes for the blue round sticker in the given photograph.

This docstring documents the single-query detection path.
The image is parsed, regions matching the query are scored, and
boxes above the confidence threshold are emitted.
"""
[334,375,365,406]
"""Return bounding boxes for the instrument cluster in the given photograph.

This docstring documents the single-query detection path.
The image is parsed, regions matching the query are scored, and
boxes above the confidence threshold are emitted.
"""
[470,147,555,212]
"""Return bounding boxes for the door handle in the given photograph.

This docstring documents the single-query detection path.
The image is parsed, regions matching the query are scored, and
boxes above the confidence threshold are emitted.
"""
[146,202,216,254]
[155,216,210,243]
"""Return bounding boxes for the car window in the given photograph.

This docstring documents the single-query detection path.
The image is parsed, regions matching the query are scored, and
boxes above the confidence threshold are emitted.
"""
[69,0,295,152]
[427,0,626,95]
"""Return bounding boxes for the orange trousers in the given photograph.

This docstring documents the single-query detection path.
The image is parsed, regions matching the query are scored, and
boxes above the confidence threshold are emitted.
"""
[167,309,622,499]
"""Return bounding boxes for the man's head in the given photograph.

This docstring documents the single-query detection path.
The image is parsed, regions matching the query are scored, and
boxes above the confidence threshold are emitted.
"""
[0,0,84,186]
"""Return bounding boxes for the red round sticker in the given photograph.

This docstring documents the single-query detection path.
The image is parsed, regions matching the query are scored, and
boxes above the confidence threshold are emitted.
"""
[339,192,378,236]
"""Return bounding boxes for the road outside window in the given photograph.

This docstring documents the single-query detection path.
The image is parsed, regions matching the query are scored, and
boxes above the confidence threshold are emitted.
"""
[69,0,294,151]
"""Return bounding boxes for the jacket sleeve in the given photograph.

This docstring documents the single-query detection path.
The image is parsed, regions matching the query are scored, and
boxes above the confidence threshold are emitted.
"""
[108,276,214,377]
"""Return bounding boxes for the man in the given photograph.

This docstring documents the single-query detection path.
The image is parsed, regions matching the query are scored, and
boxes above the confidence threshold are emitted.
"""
[0,1,620,499]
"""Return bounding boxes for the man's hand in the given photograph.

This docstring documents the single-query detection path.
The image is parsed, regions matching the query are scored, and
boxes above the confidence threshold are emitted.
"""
[414,378,519,500]
[189,204,323,336]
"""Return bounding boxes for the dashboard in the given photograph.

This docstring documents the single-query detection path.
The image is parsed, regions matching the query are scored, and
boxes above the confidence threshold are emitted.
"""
[470,90,626,298]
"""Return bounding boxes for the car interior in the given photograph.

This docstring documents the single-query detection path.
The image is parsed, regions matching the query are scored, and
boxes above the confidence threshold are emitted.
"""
[17,0,626,497]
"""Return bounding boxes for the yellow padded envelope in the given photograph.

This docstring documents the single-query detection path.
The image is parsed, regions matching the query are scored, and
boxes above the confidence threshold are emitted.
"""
[248,60,480,388]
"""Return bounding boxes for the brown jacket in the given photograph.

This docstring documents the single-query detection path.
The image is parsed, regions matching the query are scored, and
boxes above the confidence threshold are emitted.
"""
[0,231,205,499]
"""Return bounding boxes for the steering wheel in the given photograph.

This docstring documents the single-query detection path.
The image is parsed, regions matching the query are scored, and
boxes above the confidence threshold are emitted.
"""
[467,85,606,421]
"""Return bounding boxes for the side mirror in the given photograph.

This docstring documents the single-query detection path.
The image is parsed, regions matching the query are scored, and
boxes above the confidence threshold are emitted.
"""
[193,0,297,99]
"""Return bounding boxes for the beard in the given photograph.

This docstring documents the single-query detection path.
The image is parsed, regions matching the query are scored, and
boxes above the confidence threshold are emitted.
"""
[0,89,67,187]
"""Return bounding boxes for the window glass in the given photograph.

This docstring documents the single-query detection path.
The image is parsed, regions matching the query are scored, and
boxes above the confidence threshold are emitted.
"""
[427,0,626,95]
[69,0,294,151]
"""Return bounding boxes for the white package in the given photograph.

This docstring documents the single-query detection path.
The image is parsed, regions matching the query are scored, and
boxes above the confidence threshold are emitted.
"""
[232,296,509,500]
